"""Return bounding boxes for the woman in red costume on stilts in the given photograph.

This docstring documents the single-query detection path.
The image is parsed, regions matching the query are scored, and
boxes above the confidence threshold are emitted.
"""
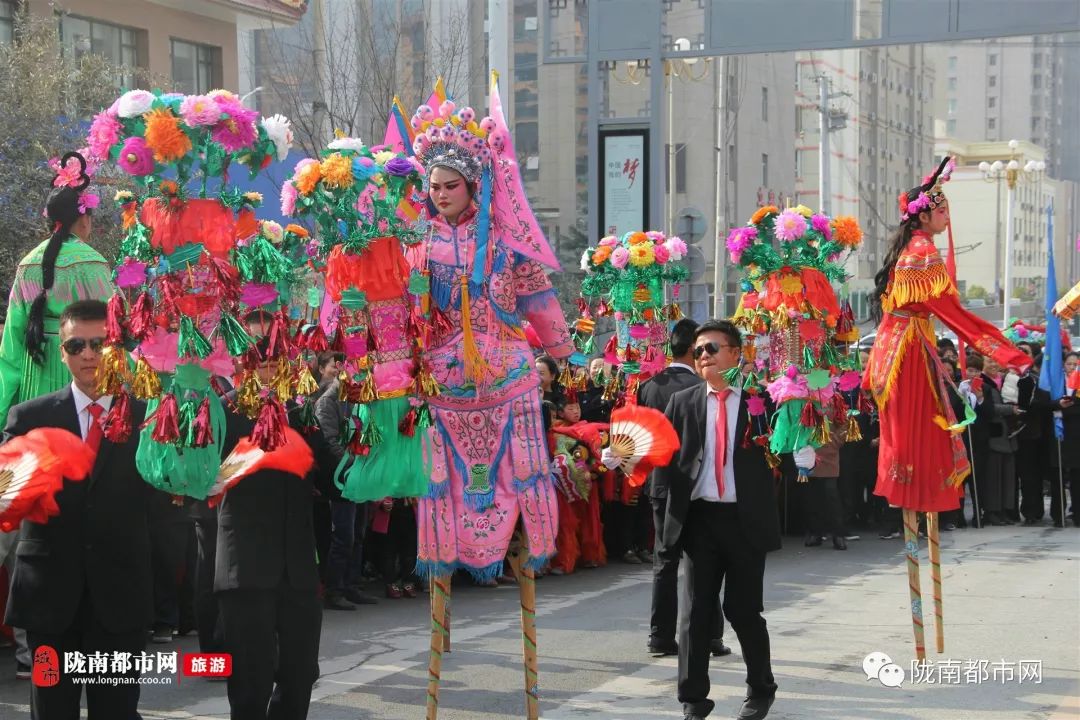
[863,156,1031,659]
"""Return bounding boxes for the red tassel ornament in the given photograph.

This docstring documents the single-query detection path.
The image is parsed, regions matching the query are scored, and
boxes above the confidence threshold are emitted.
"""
[149,392,181,444]
[103,389,133,443]
[398,408,417,437]
[127,291,155,341]
[105,294,126,345]
[305,324,328,353]
[799,400,823,429]
[251,397,288,451]
[191,396,214,448]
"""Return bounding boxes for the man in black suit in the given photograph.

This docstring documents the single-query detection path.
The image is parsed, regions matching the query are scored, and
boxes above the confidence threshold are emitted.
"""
[4,299,151,720]
[659,320,781,720]
[640,319,730,658]
[215,312,323,720]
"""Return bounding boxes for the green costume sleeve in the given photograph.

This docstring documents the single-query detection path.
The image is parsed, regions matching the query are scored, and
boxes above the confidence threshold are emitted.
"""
[0,272,30,427]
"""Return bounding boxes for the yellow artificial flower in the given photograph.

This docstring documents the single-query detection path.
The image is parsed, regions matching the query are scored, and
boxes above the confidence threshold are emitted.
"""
[373,150,394,165]
[793,204,814,218]
[629,241,655,267]
[320,153,353,189]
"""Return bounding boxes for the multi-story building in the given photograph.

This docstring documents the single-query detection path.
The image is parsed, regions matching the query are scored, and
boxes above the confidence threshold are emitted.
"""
[930,34,1079,184]
[795,44,938,316]
[15,0,306,94]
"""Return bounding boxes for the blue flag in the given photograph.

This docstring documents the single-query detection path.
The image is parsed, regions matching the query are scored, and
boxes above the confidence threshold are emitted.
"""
[1038,200,1065,439]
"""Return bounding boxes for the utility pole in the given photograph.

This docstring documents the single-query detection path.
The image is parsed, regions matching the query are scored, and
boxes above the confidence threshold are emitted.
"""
[713,56,727,318]
[816,74,832,216]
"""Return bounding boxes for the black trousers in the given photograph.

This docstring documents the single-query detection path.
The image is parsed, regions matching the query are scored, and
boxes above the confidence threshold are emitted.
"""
[194,514,224,652]
[649,495,723,646]
[218,584,322,720]
[799,476,843,537]
[678,501,776,716]
[378,501,418,584]
[27,589,146,720]
[1050,467,1079,524]
[1017,439,1046,520]
[149,497,189,630]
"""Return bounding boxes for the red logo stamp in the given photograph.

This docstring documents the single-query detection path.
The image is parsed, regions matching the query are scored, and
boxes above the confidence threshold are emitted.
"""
[32,645,60,687]
[182,653,232,678]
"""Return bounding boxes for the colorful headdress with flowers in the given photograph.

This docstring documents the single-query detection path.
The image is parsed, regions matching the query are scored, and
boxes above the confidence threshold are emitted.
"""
[283,137,431,503]
[898,156,954,223]
[578,230,690,396]
[409,74,560,272]
[85,89,298,499]
[48,151,99,216]
[727,205,864,473]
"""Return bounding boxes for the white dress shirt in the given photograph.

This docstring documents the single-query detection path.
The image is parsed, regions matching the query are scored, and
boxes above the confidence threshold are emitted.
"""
[70,383,113,441]
[692,382,741,503]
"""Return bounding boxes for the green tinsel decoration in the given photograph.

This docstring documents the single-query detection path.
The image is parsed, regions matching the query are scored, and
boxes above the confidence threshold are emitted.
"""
[178,315,213,359]
[359,415,383,447]
[722,365,742,386]
[178,395,199,447]
[416,402,433,429]
[214,313,255,356]
[802,345,817,370]
[121,222,154,263]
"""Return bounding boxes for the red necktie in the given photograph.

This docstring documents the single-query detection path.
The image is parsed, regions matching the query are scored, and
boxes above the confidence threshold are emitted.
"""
[713,388,731,498]
[86,403,104,454]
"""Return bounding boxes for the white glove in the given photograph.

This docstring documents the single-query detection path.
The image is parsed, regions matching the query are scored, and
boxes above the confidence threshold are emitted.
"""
[793,446,817,471]
[600,447,622,470]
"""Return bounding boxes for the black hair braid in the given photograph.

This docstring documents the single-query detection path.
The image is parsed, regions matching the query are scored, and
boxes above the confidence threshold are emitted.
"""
[25,153,91,364]
[870,187,932,323]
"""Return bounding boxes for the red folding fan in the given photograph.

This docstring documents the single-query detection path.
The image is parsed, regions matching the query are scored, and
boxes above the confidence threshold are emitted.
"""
[0,428,96,531]
[607,405,680,488]
[207,427,314,506]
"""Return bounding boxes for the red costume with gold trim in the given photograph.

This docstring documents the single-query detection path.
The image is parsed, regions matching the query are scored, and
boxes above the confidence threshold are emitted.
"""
[863,232,1031,511]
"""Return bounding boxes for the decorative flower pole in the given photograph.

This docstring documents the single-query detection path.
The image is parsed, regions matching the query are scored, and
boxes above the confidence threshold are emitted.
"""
[85,89,297,498]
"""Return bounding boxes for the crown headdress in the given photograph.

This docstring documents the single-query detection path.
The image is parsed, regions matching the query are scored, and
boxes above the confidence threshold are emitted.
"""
[898,156,954,222]
[411,100,501,183]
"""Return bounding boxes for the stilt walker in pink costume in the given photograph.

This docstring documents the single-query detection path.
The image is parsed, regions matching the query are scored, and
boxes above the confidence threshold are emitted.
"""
[406,75,578,719]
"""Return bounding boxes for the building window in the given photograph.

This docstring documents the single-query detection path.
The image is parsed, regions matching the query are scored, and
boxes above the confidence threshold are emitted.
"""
[988,118,996,130]
[946,119,957,136]
[794,149,801,178]
[761,153,768,187]
[989,75,996,88]
[947,77,957,91]
[1032,95,1042,110]
[988,96,997,109]
[761,86,768,121]
[0,1,14,45]
[947,56,957,70]
[989,53,997,66]
[1032,74,1042,89]
[947,98,957,115]
[664,143,687,194]
[1032,117,1041,131]
[59,15,139,88]
[171,39,222,94]
[1033,53,1042,68]
[795,107,803,134]
[728,144,736,184]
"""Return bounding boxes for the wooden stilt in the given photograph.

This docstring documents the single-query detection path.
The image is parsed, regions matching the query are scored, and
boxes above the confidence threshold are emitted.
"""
[902,508,926,661]
[927,511,944,654]
[508,533,540,720]
[443,581,452,654]
[425,575,450,720]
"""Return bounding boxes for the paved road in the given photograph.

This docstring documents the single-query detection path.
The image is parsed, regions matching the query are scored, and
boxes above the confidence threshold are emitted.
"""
[0,522,1077,719]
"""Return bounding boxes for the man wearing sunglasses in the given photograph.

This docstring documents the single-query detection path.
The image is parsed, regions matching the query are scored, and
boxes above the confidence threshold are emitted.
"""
[3,300,152,719]
[657,319,781,720]
[640,319,731,660]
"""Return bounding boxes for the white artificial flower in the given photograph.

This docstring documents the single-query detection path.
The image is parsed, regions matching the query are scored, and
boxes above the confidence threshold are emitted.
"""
[116,89,155,118]
[327,136,366,152]
[261,114,293,161]
[580,249,591,271]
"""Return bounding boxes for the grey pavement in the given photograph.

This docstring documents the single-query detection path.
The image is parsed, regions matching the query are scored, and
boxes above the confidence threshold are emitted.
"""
[0,521,1076,719]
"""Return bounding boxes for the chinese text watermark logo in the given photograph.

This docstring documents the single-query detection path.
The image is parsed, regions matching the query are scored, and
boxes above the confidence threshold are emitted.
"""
[862,652,1042,688]
[31,647,232,687]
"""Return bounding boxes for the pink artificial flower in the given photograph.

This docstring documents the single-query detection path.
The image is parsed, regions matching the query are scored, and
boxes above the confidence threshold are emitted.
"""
[746,395,767,416]
[598,235,618,248]
[77,193,100,215]
[653,243,671,264]
[210,96,259,152]
[629,324,650,340]
[837,370,862,392]
[810,214,832,240]
[115,258,148,288]
[610,246,630,269]
[766,373,810,404]
[773,209,808,241]
[117,137,155,176]
[240,282,279,308]
[665,236,688,260]
[180,94,221,127]
[280,181,298,216]
[86,111,122,162]
[50,155,83,189]
[645,230,665,243]
[726,226,756,262]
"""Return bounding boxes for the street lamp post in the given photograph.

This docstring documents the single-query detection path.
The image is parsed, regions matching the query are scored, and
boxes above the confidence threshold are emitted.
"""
[665,37,709,236]
[979,139,1046,327]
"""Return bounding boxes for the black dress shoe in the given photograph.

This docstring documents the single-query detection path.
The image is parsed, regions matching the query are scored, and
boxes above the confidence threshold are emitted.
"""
[647,639,678,656]
[710,639,732,656]
[683,699,714,719]
[737,695,775,720]
[324,591,356,611]
[832,535,847,550]
[803,533,822,547]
